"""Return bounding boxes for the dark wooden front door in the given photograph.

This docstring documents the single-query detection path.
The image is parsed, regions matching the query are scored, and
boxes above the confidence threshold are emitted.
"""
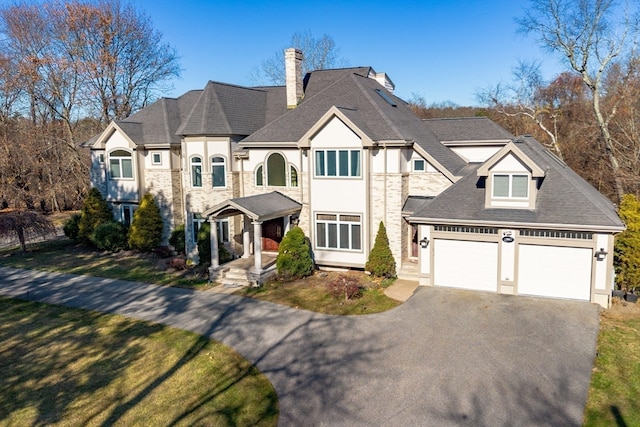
[262,218,283,251]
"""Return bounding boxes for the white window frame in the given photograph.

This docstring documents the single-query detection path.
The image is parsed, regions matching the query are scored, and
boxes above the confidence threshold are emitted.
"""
[314,149,361,178]
[290,165,299,187]
[192,213,206,244]
[315,213,362,251]
[108,149,134,180]
[266,152,287,187]
[192,213,229,244]
[211,155,227,188]
[492,173,529,199]
[191,156,202,188]
[121,204,137,226]
[255,164,264,187]
[151,152,162,165]
[413,158,425,172]
[98,153,105,164]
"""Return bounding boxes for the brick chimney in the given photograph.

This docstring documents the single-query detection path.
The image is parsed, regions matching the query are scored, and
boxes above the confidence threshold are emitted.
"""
[285,48,303,109]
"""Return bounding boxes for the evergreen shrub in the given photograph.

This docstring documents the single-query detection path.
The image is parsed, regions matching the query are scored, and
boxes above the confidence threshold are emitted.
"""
[78,188,113,245]
[128,193,163,252]
[93,221,128,252]
[365,221,396,278]
[276,226,314,279]
[63,213,81,241]
[615,194,640,291]
[169,224,186,254]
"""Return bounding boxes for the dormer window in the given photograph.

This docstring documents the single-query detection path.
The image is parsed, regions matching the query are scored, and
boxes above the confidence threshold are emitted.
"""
[493,174,529,199]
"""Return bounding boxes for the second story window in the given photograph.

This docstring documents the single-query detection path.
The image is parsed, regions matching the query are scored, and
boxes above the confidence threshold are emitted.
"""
[315,149,361,177]
[211,156,226,188]
[267,153,286,186]
[109,149,133,179]
[191,156,202,187]
[493,174,529,199]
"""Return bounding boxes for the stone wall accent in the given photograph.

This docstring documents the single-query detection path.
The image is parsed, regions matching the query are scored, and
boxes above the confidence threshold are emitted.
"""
[409,172,452,196]
[369,173,404,268]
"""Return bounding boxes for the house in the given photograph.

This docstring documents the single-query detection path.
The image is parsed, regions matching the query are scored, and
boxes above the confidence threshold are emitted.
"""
[83,48,624,308]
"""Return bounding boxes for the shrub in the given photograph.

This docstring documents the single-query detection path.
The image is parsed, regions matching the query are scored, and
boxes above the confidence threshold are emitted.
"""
[615,194,640,291]
[63,213,81,241]
[326,274,363,301]
[78,188,113,245]
[169,224,185,254]
[128,193,163,252]
[197,222,232,266]
[365,221,396,278]
[276,226,314,279]
[92,221,128,252]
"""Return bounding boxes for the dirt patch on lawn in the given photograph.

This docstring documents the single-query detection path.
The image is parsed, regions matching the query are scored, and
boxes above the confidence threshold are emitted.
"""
[603,296,640,321]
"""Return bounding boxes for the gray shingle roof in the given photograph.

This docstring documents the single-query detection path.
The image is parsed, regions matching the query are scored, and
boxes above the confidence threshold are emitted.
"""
[203,191,302,221]
[422,117,514,142]
[410,136,624,231]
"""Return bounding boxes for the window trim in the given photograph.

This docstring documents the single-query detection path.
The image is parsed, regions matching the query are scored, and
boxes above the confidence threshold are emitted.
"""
[192,213,229,244]
[290,165,299,187]
[413,158,425,172]
[108,149,134,180]
[492,173,529,199]
[315,212,362,252]
[151,151,162,165]
[210,155,227,188]
[255,164,264,187]
[314,149,361,178]
[121,204,137,226]
[190,156,203,188]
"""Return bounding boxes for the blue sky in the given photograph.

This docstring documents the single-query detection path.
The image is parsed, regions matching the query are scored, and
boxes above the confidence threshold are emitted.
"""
[133,0,563,106]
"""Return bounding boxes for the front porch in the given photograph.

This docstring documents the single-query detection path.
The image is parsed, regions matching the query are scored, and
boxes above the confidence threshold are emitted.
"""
[214,253,278,288]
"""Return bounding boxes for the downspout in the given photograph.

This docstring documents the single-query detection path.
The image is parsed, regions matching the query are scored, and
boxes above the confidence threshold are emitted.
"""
[384,142,388,226]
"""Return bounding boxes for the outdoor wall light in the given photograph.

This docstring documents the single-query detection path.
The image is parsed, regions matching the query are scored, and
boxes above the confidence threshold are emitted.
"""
[595,248,608,261]
[420,237,429,248]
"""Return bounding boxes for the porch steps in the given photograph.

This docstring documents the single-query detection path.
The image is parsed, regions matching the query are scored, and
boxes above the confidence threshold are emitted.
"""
[398,259,420,281]
[221,267,251,288]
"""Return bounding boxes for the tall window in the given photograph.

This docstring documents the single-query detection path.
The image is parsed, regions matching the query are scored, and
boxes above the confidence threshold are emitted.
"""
[192,213,205,243]
[316,213,362,251]
[192,213,229,244]
[315,149,360,177]
[290,165,299,187]
[493,174,529,198]
[191,156,202,187]
[109,149,133,179]
[121,205,136,226]
[267,153,286,186]
[211,156,226,188]
[255,165,264,186]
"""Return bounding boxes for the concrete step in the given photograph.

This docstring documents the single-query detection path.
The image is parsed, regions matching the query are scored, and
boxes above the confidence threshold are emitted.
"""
[398,260,420,281]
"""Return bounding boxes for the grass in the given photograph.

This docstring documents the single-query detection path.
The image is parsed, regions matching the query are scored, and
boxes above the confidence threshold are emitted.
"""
[239,271,401,315]
[0,238,211,290]
[584,299,640,426]
[0,296,278,426]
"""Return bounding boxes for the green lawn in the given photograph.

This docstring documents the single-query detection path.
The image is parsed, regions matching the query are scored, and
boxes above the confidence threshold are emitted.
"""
[584,302,640,426]
[0,297,278,426]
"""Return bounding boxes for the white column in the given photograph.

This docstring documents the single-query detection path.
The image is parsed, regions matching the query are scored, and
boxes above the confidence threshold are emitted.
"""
[209,218,219,269]
[253,220,263,272]
[242,216,251,258]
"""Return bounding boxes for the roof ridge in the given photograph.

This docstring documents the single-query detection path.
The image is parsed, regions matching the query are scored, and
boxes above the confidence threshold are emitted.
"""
[351,74,405,141]
[159,98,173,143]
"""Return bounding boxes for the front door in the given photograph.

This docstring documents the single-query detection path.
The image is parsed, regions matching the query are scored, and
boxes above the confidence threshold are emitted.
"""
[262,218,283,251]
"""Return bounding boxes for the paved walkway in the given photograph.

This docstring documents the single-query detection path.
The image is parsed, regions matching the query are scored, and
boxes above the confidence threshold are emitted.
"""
[0,266,600,426]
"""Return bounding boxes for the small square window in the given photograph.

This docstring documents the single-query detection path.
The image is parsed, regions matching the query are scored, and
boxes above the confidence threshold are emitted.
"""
[413,159,425,172]
[152,152,162,165]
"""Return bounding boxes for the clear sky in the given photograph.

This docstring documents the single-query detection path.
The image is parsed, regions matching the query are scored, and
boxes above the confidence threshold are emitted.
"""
[131,0,563,106]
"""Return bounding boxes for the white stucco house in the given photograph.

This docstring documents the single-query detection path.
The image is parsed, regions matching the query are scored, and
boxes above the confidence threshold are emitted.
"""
[83,48,624,307]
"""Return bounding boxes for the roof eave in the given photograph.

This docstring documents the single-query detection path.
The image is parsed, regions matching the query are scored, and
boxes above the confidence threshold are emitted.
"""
[406,216,626,233]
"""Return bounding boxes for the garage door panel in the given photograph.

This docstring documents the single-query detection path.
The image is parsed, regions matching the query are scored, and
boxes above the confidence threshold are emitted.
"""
[434,239,498,292]
[518,245,591,301]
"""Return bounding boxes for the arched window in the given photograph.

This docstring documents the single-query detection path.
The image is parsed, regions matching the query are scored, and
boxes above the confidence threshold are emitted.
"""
[109,149,133,179]
[211,156,226,188]
[290,165,299,187]
[266,153,286,186]
[191,156,202,187]
[255,164,264,186]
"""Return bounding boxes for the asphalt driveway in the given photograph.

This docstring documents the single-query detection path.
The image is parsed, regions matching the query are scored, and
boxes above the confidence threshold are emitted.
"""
[0,266,600,426]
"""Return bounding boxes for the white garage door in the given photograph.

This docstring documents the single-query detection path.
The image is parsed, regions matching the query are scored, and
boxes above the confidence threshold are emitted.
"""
[518,245,592,301]
[434,239,498,292]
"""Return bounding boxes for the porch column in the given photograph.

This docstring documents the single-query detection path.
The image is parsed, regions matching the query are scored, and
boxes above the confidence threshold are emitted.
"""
[209,218,219,269]
[242,216,251,258]
[252,220,263,273]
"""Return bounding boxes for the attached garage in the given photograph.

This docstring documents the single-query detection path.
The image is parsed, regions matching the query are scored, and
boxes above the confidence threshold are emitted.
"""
[434,239,498,292]
[517,244,592,301]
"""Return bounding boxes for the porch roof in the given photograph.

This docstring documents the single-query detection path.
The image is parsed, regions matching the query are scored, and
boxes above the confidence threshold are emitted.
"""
[202,191,302,222]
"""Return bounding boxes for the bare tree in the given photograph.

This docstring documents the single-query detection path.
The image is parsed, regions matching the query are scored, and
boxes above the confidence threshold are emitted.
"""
[477,60,563,158]
[518,0,640,201]
[249,30,348,85]
[0,210,56,252]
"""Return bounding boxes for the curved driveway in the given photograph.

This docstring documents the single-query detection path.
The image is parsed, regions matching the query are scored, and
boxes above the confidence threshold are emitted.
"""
[0,266,599,426]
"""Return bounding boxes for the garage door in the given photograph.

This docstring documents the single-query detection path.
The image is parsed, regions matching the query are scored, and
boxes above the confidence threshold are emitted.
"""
[434,239,498,292]
[518,245,592,300]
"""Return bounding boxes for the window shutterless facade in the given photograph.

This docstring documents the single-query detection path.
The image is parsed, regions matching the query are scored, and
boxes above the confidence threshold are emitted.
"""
[492,173,528,198]
[315,213,362,251]
[314,149,361,177]
[109,149,133,179]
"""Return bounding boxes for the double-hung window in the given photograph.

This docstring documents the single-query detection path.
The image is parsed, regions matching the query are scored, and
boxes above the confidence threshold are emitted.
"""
[493,174,529,198]
[211,156,226,188]
[316,213,362,251]
[315,149,361,177]
[191,157,202,187]
[109,150,133,179]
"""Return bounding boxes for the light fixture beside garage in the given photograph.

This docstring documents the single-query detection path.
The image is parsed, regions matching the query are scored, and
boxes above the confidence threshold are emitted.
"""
[420,237,429,248]
[502,230,514,243]
[595,248,608,261]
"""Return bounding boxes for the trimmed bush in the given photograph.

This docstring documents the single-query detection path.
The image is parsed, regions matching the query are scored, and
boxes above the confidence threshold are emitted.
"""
[365,221,396,278]
[276,226,314,280]
[169,224,186,254]
[197,222,232,266]
[63,213,81,241]
[615,194,640,291]
[128,193,163,252]
[93,221,128,252]
[78,188,113,245]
